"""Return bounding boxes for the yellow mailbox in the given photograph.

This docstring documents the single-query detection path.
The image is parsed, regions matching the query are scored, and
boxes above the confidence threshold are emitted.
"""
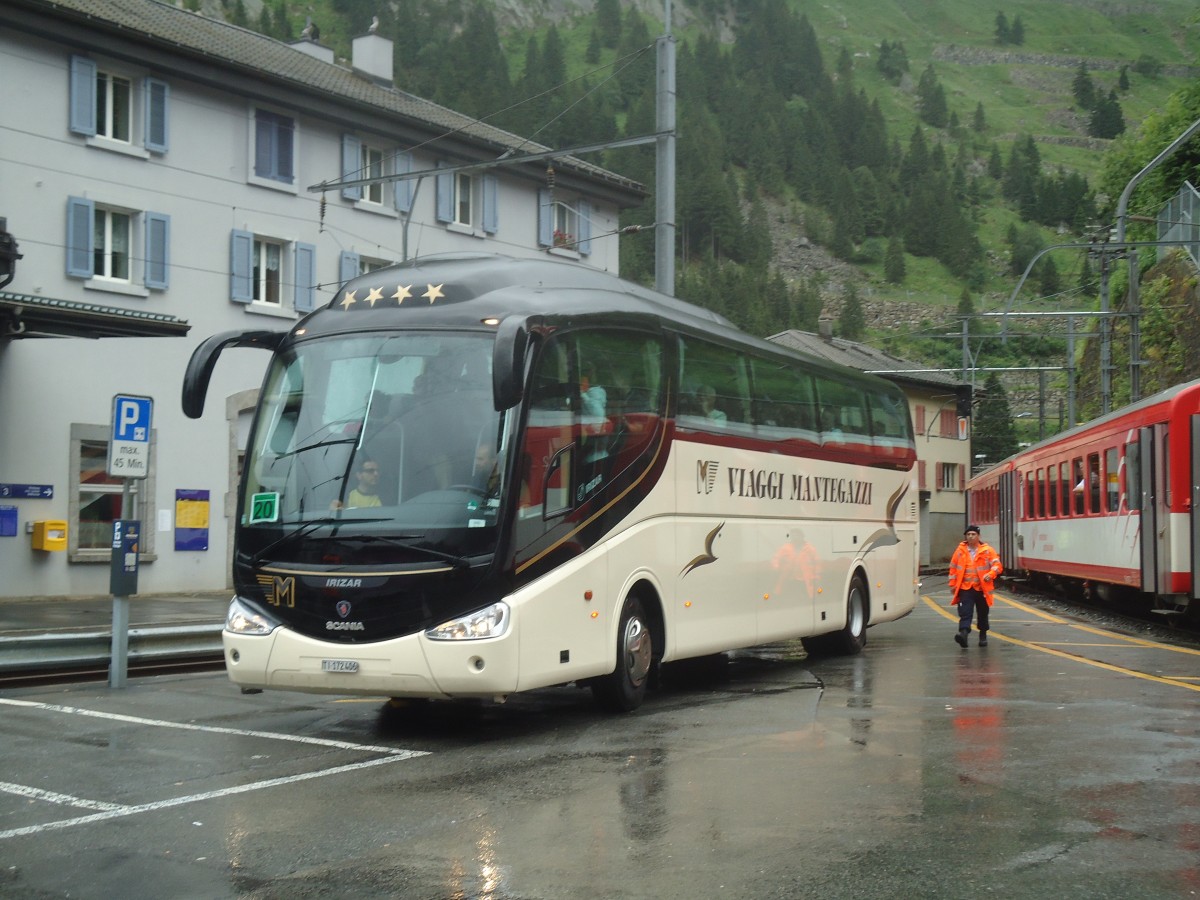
[32,520,67,551]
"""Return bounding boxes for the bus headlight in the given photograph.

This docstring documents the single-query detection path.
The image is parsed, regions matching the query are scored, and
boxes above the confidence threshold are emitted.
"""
[426,601,510,641]
[225,596,280,636]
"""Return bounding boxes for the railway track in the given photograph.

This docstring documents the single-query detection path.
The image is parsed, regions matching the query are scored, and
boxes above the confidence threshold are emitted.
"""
[0,623,225,689]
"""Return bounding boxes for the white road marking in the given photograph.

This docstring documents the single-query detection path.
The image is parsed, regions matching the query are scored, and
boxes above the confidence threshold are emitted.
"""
[0,696,430,840]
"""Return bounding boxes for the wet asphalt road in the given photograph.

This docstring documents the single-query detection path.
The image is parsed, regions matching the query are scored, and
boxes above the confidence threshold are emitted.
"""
[2,578,1198,899]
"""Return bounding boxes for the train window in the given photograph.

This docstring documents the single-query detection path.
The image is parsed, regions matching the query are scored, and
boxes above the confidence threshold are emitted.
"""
[1072,458,1085,515]
[1059,462,1070,517]
[1025,469,1034,518]
[1046,465,1058,517]
[1104,447,1119,512]
[1125,441,1140,512]
[1036,467,1045,517]
[1087,453,1101,514]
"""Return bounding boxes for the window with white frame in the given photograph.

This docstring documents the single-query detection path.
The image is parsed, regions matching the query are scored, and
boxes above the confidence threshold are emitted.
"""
[229,230,316,313]
[65,196,169,291]
[436,166,498,234]
[69,423,157,563]
[361,145,384,205]
[252,107,295,186]
[96,71,132,143]
[68,56,168,154]
[537,189,592,255]
[940,462,960,491]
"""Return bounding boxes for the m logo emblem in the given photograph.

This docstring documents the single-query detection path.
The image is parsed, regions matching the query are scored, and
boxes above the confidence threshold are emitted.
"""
[271,576,295,608]
[696,459,719,494]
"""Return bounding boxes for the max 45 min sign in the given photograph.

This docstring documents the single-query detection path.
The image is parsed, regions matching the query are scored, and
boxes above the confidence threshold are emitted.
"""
[108,394,153,478]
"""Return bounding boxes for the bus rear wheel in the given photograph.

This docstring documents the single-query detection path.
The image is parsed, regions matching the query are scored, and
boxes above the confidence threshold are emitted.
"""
[592,595,653,712]
[802,574,869,657]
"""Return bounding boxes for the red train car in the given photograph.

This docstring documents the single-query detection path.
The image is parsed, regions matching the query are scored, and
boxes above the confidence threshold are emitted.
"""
[966,378,1200,620]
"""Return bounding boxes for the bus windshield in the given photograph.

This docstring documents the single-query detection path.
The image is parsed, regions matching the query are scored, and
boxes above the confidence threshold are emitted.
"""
[241,331,508,545]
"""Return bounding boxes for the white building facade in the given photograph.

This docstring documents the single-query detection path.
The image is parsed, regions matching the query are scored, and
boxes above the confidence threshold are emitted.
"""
[0,0,645,599]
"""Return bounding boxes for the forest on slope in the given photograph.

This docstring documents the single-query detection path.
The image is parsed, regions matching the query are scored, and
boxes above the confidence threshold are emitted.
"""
[215,0,1200,438]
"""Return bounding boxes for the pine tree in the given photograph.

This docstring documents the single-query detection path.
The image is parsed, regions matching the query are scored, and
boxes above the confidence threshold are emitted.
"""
[838,284,865,340]
[884,234,906,284]
[994,12,1011,45]
[595,0,621,48]
[1072,62,1095,110]
[974,373,1020,465]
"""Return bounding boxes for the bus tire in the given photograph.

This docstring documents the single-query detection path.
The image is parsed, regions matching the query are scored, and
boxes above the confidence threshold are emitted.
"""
[592,595,653,713]
[802,574,869,657]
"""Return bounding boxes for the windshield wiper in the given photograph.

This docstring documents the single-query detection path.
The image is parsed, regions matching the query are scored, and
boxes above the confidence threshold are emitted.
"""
[274,436,357,461]
[353,534,471,569]
[248,515,388,565]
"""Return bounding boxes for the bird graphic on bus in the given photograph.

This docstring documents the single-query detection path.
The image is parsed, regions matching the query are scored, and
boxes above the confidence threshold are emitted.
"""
[681,522,724,577]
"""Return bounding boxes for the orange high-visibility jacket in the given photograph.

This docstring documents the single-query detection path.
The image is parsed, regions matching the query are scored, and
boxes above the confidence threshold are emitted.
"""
[949,541,1003,606]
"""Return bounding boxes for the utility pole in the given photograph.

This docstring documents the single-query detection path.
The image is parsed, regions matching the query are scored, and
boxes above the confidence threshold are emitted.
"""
[655,0,677,296]
[1114,116,1200,403]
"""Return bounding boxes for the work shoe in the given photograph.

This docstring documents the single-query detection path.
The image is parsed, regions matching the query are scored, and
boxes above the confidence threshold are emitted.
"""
[978,635,988,647]
[954,631,968,648]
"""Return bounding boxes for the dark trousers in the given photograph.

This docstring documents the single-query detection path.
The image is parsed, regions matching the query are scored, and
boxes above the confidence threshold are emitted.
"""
[956,588,989,634]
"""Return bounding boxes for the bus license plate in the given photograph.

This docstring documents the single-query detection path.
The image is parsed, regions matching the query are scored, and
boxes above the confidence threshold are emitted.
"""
[321,659,359,673]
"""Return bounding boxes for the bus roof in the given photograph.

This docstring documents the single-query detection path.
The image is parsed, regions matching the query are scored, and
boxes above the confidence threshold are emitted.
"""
[303,253,902,394]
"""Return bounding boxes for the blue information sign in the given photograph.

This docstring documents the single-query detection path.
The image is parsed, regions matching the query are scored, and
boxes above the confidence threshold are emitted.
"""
[0,483,53,499]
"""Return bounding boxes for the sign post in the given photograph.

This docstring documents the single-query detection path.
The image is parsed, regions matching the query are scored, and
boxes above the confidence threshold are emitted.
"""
[108,394,152,688]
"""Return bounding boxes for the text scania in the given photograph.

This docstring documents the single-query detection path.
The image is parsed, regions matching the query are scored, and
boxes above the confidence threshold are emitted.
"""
[725,467,873,506]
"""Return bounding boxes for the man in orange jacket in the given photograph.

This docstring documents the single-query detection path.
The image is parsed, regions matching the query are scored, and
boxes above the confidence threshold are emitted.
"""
[948,524,1003,648]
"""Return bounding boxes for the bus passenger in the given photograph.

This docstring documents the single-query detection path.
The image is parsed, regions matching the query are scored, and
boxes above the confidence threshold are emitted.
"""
[697,385,727,424]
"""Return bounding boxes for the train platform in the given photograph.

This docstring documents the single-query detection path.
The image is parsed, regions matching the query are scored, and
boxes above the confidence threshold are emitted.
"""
[0,591,229,636]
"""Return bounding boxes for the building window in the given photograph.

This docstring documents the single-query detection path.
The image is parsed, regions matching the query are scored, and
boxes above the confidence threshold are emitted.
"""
[66,197,169,291]
[453,173,474,226]
[69,423,157,563]
[361,145,384,205]
[253,108,295,184]
[538,190,591,254]
[69,56,168,154]
[940,462,959,491]
[97,72,132,143]
[230,230,316,313]
[92,208,131,281]
[436,166,497,233]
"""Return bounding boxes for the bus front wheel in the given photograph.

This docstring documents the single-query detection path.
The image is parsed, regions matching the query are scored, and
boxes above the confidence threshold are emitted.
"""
[802,574,868,657]
[592,595,653,712]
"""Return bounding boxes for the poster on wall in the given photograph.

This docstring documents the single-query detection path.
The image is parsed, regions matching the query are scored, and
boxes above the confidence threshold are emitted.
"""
[175,489,210,551]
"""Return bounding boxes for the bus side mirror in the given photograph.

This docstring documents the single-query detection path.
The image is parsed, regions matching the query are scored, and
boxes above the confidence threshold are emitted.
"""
[493,316,535,411]
[182,329,285,418]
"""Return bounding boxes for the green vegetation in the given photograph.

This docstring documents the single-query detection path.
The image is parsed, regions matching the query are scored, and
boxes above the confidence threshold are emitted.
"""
[245,0,1200,432]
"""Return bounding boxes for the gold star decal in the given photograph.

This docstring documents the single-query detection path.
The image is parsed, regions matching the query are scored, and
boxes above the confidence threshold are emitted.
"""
[423,283,445,304]
[392,284,413,304]
[339,289,357,310]
[365,286,383,306]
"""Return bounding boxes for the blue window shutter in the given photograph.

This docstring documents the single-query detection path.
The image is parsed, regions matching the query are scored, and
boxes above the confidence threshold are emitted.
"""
[65,196,94,277]
[144,78,169,153]
[339,250,360,287]
[537,188,552,247]
[276,115,295,182]
[144,212,170,289]
[482,174,499,234]
[577,199,592,255]
[435,164,453,223]
[230,230,254,303]
[294,242,316,312]
[69,56,97,137]
[341,134,362,201]
[393,151,414,213]
[253,111,272,178]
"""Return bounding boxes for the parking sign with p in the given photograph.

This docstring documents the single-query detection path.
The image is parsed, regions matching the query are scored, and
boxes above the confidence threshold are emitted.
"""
[108,394,153,478]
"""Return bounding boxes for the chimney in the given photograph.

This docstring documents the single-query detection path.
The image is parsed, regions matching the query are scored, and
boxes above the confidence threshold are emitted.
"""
[818,315,834,342]
[352,23,394,86]
[289,17,334,63]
